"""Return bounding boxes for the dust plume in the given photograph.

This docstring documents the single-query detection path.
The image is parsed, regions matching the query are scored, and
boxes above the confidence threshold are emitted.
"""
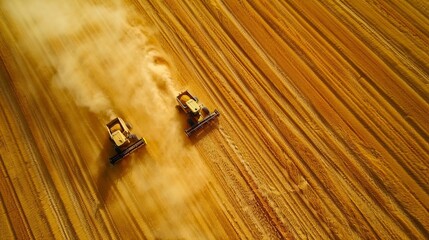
[2,0,209,238]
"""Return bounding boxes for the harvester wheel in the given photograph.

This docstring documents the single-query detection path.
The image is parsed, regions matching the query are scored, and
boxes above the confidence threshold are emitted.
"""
[115,147,122,154]
[188,118,196,126]
[130,134,138,141]
[202,106,210,115]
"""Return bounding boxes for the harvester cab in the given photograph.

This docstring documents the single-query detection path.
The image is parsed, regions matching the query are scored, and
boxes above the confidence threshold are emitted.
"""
[176,90,220,137]
[106,117,146,164]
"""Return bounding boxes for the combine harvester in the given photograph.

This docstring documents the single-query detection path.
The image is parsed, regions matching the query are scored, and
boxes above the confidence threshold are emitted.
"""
[106,117,147,164]
[176,90,220,137]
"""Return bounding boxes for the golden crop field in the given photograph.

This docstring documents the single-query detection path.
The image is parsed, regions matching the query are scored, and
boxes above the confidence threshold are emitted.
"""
[1,0,428,239]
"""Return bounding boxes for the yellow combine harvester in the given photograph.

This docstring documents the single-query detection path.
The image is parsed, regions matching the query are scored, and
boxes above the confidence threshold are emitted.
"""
[106,117,147,164]
[176,90,220,137]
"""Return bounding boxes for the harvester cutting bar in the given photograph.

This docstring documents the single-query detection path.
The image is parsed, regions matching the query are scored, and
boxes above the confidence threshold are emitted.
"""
[110,138,147,164]
[185,110,220,137]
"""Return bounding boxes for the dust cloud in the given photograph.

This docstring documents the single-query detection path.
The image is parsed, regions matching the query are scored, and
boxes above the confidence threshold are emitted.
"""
[2,0,209,238]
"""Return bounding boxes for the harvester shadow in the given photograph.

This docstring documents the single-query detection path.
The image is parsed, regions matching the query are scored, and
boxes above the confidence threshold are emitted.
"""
[94,137,142,202]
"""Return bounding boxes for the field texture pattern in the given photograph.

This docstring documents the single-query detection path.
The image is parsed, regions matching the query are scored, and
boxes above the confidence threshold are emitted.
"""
[0,0,428,239]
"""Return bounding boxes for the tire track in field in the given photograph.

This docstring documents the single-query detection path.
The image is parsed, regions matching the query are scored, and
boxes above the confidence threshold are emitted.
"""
[142,0,429,238]
[262,0,429,205]
[1,0,428,238]
[190,1,388,238]
[2,0,214,238]
[0,53,76,239]
[145,0,340,238]
[141,1,282,238]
